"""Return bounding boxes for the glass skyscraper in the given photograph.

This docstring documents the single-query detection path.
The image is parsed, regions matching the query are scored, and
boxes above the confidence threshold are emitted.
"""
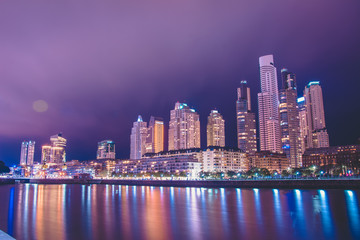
[236,80,257,154]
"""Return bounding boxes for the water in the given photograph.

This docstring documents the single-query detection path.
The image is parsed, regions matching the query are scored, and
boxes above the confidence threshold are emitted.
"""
[0,184,359,240]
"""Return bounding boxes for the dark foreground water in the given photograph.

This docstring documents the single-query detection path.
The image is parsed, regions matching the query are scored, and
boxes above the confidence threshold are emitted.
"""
[0,184,359,240]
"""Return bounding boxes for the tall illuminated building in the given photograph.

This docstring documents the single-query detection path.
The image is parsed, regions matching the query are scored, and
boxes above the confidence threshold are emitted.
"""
[303,81,329,148]
[168,102,200,150]
[50,133,66,163]
[20,141,35,166]
[279,69,302,167]
[130,115,148,159]
[97,140,116,159]
[207,110,225,147]
[297,96,307,154]
[146,116,164,153]
[257,55,281,153]
[41,145,51,164]
[41,133,67,164]
[236,80,257,154]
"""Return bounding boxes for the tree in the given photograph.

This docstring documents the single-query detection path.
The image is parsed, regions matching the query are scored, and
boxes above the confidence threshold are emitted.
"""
[226,171,236,178]
[281,170,290,177]
[0,161,10,174]
[259,168,270,177]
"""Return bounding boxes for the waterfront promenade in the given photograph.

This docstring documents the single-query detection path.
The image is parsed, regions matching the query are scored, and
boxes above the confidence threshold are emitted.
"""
[1,177,359,189]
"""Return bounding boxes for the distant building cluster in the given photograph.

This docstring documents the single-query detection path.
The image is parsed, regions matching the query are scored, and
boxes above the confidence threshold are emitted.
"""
[18,54,358,178]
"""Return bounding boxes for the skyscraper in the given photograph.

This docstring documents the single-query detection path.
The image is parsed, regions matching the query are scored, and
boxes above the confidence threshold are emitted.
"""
[168,102,200,150]
[130,115,148,159]
[146,116,164,153]
[303,81,330,148]
[207,110,225,147]
[97,140,116,159]
[258,55,281,153]
[297,96,307,154]
[20,141,35,166]
[41,133,67,164]
[279,69,302,168]
[41,145,51,164]
[236,80,257,154]
[50,133,66,163]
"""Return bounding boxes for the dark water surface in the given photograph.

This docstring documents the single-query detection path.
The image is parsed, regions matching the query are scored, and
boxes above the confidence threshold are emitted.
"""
[0,184,359,240]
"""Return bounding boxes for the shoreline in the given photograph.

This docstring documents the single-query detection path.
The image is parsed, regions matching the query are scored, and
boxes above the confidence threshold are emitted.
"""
[1,178,359,189]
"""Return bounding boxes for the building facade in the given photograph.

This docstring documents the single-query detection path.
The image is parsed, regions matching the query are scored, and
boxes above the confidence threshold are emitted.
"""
[168,102,200,150]
[279,69,302,168]
[115,155,201,178]
[297,96,308,154]
[236,80,257,154]
[257,55,281,153]
[146,116,164,153]
[207,110,225,147]
[20,141,35,166]
[250,151,289,173]
[97,140,116,159]
[41,133,67,164]
[130,115,148,159]
[202,147,248,172]
[302,145,360,174]
[303,81,330,148]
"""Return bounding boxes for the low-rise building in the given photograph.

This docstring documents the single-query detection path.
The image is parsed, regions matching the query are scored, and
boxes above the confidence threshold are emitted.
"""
[302,145,360,172]
[251,151,289,173]
[202,147,248,172]
[115,155,201,178]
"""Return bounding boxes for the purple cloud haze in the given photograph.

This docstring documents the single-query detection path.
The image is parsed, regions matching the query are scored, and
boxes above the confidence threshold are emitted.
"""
[1,0,360,165]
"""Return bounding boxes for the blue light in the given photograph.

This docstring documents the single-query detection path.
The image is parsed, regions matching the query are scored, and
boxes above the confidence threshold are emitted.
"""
[307,81,320,87]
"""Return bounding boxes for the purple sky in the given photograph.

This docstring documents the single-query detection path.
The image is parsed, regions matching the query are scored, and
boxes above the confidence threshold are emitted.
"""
[1,1,360,165]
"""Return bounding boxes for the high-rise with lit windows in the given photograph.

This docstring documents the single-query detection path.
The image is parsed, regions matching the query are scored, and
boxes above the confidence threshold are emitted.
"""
[41,133,67,164]
[130,115,148,159]
[257,55,281,153]
[279,69,302,167]
[97,140,116,159]
[146,116,164,153]
[207,110,225,147]
[303,81,329,148]
[236,80,257,154]
[168,102,200,150]
[297,96,309,155]
[20,141,35,166]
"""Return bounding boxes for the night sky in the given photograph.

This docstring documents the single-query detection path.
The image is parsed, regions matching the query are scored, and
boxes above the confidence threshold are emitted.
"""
[1,1,360,166]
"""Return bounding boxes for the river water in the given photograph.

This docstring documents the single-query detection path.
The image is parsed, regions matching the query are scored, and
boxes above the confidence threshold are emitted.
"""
[0,184,359,240]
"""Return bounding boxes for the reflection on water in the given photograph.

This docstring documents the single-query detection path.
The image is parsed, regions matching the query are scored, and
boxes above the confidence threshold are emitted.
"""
[0,184,359,240]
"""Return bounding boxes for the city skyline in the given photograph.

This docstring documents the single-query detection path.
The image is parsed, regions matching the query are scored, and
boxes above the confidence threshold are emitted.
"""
[6,55,360,165]
[1,1,360,165]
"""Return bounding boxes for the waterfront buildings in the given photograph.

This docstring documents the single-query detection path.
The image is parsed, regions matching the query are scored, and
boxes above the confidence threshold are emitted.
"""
[20,141,35,166]
[207,110,225,147]
[236,80,257,154]
[202,147,248,172]
[168,102,200,151]
[302,145,360,174]
[144,147,249,173]
[115,155,201,178]
[97,140,116,159]
[279,69,302,168]
[250,151,289,173]
[41,133,67,164]
[257,55,281,153]
[146,116,164,153]
[303,81,330,148]
[130,115,148,159]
